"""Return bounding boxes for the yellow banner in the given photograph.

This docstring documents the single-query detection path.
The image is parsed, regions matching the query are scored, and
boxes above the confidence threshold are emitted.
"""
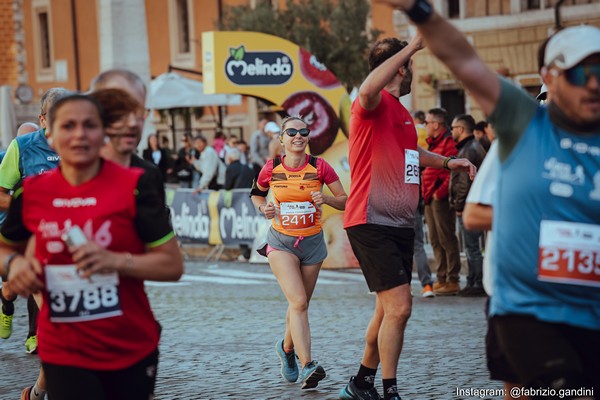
[202,31,351,154]
[202,31,352,221]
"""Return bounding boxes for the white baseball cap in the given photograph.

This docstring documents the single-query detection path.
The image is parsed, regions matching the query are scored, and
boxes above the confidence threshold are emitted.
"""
[544,25,600,69]
[264,121,280,133]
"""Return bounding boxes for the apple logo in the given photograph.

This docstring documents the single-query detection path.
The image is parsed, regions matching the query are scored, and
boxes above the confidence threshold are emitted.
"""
[282,91,340,155]
[298,48,341,89]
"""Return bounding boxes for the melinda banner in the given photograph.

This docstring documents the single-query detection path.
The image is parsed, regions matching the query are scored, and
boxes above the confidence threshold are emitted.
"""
[168,188,358,269]
[169,189,262,246]
[201,31,350,158]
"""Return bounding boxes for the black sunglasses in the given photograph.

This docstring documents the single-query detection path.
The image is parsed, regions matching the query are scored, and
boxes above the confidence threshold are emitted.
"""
[283,128,310,137]
[563,64,600,87]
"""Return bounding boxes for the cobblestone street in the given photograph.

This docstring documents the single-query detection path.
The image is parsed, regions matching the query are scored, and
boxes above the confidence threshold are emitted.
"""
[0,261,500,400]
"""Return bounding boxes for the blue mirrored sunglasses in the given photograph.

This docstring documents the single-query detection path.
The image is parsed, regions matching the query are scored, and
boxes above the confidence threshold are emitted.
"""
[283,128,310,137]
[564,64,600,87]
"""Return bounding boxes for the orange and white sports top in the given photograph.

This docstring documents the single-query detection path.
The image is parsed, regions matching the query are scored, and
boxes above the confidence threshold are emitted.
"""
[257,155,339,237]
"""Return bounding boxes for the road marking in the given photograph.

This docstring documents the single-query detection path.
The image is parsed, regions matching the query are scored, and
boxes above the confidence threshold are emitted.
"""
[204,269,277,281]
[181,274,266,285]
[146,269,364,287]
[203,269,354,285]
[319,269,365,281]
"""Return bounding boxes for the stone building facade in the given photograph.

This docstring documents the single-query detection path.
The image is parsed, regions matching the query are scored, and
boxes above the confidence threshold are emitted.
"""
[1,0,599,134]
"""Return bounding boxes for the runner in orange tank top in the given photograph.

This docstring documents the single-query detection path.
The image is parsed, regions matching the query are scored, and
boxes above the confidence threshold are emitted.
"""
[251,116,347,391]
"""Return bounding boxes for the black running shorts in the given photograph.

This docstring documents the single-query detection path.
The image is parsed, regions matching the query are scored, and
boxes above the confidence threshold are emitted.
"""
[484,299,520,383]
[43,349,159,400]
[493,314,600,395]
[346,224,414,292]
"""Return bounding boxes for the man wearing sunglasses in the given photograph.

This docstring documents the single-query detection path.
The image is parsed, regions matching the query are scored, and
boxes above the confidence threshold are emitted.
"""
[378,0,600,396]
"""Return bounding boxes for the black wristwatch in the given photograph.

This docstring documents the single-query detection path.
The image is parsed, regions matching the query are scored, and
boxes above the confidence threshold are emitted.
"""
[406,0,434,24]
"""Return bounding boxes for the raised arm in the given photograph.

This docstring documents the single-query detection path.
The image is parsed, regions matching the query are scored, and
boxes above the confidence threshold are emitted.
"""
[375,0,500,116]
[358,33,424,110]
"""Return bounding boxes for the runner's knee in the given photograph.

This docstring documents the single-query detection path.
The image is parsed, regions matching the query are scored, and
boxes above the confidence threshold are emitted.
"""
[385,302,412,324]
[287,295,309,313]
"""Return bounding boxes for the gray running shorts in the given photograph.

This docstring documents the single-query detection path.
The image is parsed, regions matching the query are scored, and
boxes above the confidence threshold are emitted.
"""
[259,227,328,266]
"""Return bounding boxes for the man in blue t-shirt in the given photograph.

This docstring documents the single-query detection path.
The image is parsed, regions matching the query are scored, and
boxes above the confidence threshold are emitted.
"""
[379,0,599,395]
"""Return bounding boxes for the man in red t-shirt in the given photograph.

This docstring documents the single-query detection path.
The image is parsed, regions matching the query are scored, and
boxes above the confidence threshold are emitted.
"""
[340,34,476,400]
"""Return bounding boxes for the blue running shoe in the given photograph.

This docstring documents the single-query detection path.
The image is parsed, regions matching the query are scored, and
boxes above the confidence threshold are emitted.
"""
[275,339,298,382]
[339,376,382,400]
[299,360,326,389]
